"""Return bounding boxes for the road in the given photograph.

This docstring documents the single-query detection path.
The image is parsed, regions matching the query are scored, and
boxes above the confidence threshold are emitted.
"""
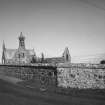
[0,74,105,105]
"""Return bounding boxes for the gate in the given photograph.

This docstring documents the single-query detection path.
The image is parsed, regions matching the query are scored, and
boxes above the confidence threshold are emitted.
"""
[33,66,57,91]
[39,69,49,91]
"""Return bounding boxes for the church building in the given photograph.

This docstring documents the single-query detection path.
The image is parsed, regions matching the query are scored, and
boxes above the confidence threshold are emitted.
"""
[2,32,36,64]
[2,32,71,64]
[45,47,71,64]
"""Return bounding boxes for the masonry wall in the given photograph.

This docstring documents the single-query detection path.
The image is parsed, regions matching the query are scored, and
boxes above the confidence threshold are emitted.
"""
[0,65,34,80]
[0,64,56,82]
[57,63,105,89]
[0,63,105,89]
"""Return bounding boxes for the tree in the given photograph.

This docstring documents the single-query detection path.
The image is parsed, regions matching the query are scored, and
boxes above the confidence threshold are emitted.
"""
[100,60,105,64]
[41,53,44,63]
[31,55,36,63]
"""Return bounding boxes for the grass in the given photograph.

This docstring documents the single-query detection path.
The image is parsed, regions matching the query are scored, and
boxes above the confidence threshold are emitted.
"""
[0,79,105,105]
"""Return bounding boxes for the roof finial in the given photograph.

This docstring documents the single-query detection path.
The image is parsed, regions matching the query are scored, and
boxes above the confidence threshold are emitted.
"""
[19,32,25,40]
[20,32,23,37]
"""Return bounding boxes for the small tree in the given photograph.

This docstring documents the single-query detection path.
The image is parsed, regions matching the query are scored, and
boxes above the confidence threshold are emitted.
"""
[100,60,105,64]
[41,53,44,63]
[31,55,36,63]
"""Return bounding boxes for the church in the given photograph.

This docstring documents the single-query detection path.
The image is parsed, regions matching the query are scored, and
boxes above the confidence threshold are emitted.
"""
[2,32,36,64]
[2,32,71,64]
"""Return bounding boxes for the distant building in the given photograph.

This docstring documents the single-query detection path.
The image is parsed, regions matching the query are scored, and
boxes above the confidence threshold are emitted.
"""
[45,47,71,64]
[2,32,71,64]
[2,32,36,64]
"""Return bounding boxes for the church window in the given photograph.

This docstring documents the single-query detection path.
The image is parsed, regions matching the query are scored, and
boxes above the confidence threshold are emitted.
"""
[66,54,68,61]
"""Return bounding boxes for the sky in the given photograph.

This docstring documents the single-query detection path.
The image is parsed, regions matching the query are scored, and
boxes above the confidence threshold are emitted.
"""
[0,0,105,62]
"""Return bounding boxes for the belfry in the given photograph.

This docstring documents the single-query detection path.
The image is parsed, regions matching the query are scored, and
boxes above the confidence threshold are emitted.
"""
[19,32,25,49]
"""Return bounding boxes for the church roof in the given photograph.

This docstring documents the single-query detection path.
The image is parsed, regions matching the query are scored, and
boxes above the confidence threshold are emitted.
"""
[5,49,17,59]
[19,32,25,39]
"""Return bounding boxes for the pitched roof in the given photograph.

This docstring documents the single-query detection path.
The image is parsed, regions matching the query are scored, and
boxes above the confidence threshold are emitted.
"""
[5,49,17,59]
[19,32,25,39]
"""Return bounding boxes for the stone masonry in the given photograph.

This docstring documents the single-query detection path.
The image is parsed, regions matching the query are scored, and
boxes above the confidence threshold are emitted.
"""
[0,63,105,89]
[57,63,105,89]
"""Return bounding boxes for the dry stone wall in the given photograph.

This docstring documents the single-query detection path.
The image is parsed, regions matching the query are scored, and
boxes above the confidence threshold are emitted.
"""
[57,63,105,89]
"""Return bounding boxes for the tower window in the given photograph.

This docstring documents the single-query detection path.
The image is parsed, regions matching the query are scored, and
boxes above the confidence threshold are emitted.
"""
[66,54,68,61]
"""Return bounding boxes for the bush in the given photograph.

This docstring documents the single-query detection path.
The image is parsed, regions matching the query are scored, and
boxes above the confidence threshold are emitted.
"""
[100,60,105,64]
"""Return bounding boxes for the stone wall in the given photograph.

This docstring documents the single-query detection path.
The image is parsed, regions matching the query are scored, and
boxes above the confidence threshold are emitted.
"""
[57,63,105,89]
[0,65,34,80]
[0,64,57,83]
[0,64,57,91]
[0,63,105,89]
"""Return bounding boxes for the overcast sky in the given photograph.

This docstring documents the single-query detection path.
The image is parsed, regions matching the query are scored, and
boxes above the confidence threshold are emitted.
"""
[0,0,105,61]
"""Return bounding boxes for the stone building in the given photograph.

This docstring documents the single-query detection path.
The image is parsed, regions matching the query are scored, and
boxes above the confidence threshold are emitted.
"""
[2,32,71,64]
[45,47,71,64]
[2,32,36,64]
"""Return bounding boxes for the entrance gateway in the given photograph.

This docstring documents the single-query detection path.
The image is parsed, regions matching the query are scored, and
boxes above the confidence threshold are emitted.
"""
[32,65,57,91]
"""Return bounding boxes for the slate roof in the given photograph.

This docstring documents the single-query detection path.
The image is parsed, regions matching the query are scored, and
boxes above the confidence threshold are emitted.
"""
[5,49,17,59]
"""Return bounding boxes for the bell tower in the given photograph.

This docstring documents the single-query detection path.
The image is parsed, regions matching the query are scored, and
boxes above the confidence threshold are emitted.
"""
[18,32,25,49]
